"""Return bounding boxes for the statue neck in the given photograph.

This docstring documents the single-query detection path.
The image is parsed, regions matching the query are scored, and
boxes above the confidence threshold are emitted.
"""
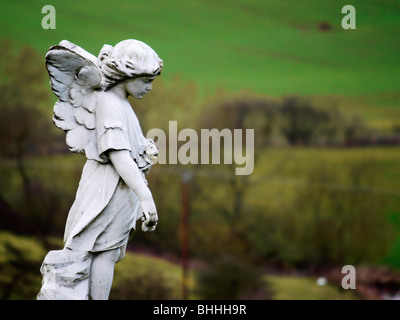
[108,83,128,99]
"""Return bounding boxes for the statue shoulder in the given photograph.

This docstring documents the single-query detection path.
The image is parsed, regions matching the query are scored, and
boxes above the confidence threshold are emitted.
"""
[94,91,129,130]
[95,91,124,112]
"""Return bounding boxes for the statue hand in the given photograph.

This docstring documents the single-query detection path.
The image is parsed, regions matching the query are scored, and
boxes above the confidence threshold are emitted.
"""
[140,197,158,232]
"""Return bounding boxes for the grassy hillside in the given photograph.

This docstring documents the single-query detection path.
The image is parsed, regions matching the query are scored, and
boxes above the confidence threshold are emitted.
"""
[0,231,359,299]
[2,146,400,268]
[249,146,400,267]
[0,0,399,98]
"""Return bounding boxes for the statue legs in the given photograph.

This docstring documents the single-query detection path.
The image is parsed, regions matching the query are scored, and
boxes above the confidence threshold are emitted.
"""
[38,247,123,300]
[89,248,121,300]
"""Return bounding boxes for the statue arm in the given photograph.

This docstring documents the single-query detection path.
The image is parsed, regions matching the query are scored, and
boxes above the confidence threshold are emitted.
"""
[109,149,158,232]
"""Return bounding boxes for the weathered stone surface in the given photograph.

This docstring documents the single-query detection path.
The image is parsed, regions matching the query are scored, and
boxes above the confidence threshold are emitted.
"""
[38,39,162,299]
[38,249,92,300]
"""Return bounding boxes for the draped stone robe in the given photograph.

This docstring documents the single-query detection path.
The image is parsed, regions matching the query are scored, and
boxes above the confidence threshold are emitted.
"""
[38,95,154,300]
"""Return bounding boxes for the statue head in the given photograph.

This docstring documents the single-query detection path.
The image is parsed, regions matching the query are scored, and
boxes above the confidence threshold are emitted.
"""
[97,39,163,90]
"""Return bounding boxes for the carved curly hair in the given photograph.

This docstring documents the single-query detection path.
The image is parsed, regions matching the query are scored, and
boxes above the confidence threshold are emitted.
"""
[97,39,163,90]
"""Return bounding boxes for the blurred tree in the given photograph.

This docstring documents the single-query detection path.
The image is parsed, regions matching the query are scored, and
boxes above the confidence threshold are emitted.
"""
[110,269,172,300]
[0,41,62,234]
[248,160,396,269]
[200,94,280,148]
[0,231,45,299]
[281,95,331,145]
[0,40,54,161]
[195,254,262,299]
[280,95,375,147]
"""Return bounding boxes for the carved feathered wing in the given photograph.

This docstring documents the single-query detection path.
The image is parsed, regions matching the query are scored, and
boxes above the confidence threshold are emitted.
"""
[46,41,104,162]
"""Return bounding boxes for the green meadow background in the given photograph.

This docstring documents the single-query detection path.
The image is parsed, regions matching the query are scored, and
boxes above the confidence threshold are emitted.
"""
[0,0,400,300]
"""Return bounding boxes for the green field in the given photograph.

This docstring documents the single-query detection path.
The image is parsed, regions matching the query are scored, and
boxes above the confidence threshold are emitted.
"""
[0,231,359,300]
[1,0,399,97]
[1,0,399,133]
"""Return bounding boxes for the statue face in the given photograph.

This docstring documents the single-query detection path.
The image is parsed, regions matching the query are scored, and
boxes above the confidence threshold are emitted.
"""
[124,76,155,99]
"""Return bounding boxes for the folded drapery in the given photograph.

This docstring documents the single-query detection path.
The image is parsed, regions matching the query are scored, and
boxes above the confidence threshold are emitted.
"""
[37,249,92,300]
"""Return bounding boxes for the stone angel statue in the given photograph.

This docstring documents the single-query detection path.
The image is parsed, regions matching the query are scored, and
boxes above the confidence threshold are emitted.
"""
[37,39,163,300]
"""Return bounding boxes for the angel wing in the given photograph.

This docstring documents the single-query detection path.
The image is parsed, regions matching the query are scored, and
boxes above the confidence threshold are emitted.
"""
[46,40,105,162]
